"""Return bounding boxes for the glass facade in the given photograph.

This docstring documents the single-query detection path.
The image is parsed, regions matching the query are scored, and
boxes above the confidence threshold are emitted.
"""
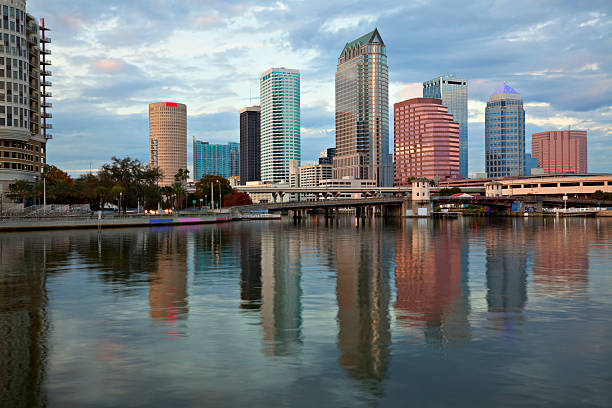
[260,68,300,183]
[193,140,240,180]
[423,75,468,178]
[334,29,392,186]
[239,106,260,185]
[485,84,525,178]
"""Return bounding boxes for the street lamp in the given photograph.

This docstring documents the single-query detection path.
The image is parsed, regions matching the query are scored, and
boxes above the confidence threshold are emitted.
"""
[217,180,221,208]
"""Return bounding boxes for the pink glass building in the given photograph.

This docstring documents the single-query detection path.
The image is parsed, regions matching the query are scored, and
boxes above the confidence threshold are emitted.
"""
[394,98,460,185]
[532,130,587,174]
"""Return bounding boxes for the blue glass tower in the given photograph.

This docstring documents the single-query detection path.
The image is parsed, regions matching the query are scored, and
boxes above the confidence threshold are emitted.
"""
[485,83,525,178]
[423,75,468,178]
[193,139,240,180]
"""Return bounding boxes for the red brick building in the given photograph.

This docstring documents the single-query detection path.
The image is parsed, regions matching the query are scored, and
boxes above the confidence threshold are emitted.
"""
[394,98,460,185]
[532,130,587,174]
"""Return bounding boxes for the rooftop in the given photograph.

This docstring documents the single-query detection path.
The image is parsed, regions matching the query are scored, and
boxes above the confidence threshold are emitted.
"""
[492,83,519,95]
[340,28,383,56]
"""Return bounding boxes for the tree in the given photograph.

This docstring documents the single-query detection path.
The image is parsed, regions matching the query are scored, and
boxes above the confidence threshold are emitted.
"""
[223,192,252,207]
[438,187,462,196]
[195,175,233,207]
[174,168,189,184]
[171,182,185,210]
[8,180,34,203]
[592,190,612,201]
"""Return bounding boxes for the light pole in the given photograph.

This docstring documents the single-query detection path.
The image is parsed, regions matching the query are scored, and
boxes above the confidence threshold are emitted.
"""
[210,182,214,210]
[217,180,221,208]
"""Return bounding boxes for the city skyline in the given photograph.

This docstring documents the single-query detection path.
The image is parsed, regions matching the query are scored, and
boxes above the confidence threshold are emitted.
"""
[24,0,612,176]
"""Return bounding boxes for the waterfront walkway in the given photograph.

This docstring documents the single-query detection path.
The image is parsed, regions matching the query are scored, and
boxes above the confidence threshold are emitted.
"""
[0,214,235,232]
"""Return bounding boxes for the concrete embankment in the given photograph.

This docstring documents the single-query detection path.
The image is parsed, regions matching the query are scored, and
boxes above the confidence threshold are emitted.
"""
[596,210,612,217]
[0,214,235,232]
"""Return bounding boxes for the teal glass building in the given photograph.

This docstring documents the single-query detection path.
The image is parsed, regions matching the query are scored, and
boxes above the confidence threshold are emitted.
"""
[193,139,240,180]
[485,83,525,178]
[423,75,468,178]
[260,68,300,183]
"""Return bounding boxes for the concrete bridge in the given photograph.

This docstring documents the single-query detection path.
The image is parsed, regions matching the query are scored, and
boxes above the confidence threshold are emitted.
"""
[235,194,611,218]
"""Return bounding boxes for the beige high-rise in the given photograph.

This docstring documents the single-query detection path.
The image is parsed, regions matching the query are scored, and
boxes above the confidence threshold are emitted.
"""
[149,102,187,186]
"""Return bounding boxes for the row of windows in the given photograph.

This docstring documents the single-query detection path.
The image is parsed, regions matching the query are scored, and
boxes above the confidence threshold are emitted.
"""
[0,161,39,171]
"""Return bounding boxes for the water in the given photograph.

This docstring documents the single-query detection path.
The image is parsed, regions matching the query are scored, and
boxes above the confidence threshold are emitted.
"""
[1,217,611,408]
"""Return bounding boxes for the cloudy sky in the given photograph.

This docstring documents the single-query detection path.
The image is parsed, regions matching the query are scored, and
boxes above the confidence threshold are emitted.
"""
[28,0,611,176]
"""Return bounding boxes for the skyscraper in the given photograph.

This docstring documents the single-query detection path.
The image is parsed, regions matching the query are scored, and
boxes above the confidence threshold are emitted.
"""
[239,106,261,185]
[485,83,525,178]
[148,102,187,186]
[260,68,300,183]
[423,75,468,178]
[192,139,240,180]
[334,29,392,187]
[532,130,587,174]
[0,3,51,194]
[394,98,460,184]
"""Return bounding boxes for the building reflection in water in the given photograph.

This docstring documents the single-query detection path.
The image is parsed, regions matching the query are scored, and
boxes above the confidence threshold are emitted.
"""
[335,221,391,386]
[259,226,303,356]
[240,227,262,310]
[485,221,527,333]
[0,235,60,408]
[532,219,589,298]
[149,231,189,340]
[394,219,471,345]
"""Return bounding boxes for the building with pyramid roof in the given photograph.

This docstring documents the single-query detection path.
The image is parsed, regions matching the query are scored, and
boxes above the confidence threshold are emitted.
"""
[334,29,393,186]
[485,83,525,178]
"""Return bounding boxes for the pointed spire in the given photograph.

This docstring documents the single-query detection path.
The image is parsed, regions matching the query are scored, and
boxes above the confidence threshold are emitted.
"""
[492,82,519,95]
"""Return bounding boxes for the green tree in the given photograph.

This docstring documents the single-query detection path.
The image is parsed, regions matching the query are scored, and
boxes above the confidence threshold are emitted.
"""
[438,187,462,196]
[195,175,233,208]
[8,180,34,203]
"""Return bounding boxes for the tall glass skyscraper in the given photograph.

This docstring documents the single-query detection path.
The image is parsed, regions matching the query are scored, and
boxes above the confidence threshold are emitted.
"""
[334,29,392,186]
[193,139,240,180]
[485,83,525,178]
[423,75,468,178]
[260,68,300,183]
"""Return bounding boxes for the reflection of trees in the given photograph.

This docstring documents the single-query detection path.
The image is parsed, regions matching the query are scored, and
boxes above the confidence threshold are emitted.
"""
[335,222,391,388]
[0,236,51,408]
[394,219,471,345]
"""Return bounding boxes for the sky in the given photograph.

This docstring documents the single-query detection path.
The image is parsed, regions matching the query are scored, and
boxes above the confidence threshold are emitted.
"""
[28,0,612,177]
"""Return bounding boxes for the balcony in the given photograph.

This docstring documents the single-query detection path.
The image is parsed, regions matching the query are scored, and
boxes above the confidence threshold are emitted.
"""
[42,123,52,129]
[41,80,52,86]
[41,91,52,97]
[40,59,51,65]
[28,36,38,45]
[27,23,38,33]
[41,102,52,108]
[44,133,53,139]
[41,112,52,119]
[40,49,51,55]
[41,70,52,76]
[40,37,52,43]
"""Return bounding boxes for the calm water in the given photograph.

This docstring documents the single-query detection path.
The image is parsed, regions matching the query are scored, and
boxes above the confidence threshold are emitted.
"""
[1,217,611,407]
